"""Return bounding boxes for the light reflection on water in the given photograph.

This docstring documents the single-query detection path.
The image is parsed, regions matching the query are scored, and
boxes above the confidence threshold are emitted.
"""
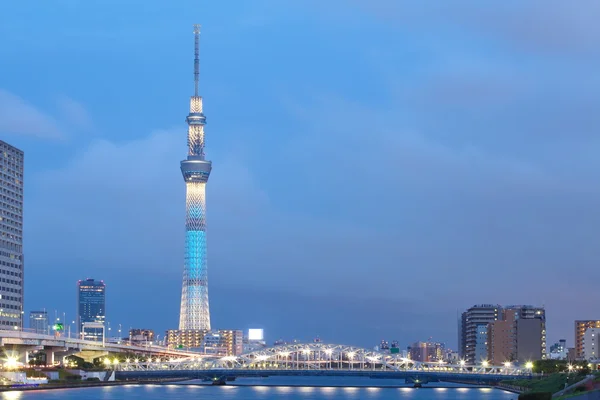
[0,378,517,399]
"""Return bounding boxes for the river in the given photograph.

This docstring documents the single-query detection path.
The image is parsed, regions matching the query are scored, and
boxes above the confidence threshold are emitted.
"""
[0,377,518,399]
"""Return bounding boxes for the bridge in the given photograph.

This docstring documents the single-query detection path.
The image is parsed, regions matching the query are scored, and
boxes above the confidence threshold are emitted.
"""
[115,343,533,384]
[0,329,201,365]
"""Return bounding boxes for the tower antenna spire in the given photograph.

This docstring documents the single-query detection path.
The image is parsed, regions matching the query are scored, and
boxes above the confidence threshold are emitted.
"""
[193,24,201,96]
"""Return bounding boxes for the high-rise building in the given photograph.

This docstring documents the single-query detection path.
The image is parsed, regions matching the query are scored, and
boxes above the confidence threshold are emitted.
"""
[178,24,212,333]
[575,321,600,359]
[459,305,501,364]
[0,141,24,329]
[488,306,546,364]
[29,311,48,334]
[77,278,105,340]
[514,306,546,362]
[582,328,599,361]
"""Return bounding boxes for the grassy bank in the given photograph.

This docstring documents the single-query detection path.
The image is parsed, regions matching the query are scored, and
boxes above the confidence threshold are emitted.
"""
[503,373,587,394]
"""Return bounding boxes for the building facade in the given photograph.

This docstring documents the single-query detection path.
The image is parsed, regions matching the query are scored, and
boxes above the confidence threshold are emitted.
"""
[488,306,546,364]
[488,311,515,364]
[0,141,24,329]
[548,339,567,360]
[29,311,48,334]
[460,305,501,364]
[575,321,600,359]
[129,329,155,345]
[202,330,243,356]
[583,328,599,361]
[77,279,105,340]
[408,341,444,362]
[166,329,209,349]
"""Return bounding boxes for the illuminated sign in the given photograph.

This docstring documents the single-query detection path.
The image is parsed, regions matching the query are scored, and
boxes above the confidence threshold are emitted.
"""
[248,329,264,341]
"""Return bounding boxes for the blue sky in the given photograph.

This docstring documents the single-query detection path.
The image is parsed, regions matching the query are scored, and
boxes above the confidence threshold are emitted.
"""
[2,0,600,349]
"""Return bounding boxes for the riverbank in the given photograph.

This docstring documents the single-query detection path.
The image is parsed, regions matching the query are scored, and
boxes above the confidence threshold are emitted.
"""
[0,378,190,392]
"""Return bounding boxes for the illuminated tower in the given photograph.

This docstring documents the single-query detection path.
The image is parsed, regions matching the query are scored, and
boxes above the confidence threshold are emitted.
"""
[178,24,212,331]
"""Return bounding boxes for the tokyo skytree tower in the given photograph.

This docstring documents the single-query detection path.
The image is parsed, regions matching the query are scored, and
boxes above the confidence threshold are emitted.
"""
[178,24,212,331]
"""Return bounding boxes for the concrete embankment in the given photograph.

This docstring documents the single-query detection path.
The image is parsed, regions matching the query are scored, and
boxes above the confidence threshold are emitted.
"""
[0,378,190,392]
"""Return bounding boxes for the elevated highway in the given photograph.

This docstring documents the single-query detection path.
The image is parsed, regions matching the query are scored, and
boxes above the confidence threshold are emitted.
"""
[0,329,201,364]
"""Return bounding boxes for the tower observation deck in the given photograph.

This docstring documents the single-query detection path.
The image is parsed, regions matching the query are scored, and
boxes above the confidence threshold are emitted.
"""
[178,24,212,331]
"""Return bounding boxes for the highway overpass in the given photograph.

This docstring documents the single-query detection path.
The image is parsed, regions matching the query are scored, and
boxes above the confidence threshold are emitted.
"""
[0,329,201,365]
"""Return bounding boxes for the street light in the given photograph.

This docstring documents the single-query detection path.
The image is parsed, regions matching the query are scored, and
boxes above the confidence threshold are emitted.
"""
[525,362,534,370]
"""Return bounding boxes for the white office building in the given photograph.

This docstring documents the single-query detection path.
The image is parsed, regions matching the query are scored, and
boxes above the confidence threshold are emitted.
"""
[0,141,24,329]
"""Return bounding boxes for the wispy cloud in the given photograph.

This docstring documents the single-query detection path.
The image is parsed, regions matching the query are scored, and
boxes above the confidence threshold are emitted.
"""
[0,89,64,139]
[56,95,93,131]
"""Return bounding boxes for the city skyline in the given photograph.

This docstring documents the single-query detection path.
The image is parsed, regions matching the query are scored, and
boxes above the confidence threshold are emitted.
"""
[1,1,600,348]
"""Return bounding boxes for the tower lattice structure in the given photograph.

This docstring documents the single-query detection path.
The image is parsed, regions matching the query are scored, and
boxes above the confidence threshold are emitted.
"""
[179,24,212,331]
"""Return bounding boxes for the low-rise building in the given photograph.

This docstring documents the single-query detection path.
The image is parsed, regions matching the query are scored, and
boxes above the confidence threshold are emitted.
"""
[166,329,209,349]
[408,341,444,362]
[548,340,567,360]
[29,311,48,335]
[202,330,243,356]
[129,329,154,345]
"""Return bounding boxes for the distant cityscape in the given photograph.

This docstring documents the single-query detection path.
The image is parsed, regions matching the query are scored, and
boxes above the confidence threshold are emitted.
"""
[0,25,599,371]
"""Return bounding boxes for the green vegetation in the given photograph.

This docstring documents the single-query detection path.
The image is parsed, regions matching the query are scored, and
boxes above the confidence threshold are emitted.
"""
[532,360,590,375]
[504,373,587,394]
[65,355,99,370]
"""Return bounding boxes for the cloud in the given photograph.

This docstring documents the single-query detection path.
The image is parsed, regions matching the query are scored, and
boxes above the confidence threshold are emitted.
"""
[328,0,600,57]
[0,89,64,139]
[56,95,93,131]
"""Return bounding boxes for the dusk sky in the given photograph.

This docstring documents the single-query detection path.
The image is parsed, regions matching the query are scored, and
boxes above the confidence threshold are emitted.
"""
[1,0,599,348]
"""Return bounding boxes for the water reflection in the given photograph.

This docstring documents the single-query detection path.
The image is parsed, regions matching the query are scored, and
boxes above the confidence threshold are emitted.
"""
[1,392,21,400]
[2,380,515,400]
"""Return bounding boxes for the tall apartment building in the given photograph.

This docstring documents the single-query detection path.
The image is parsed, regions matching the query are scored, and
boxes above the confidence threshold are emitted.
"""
[459,305,501,364]
[575,321,600,359]
[488,306,546,364]
[77,279,106,341]
[29,311,48,334]
[0,141,24,329]
[582,328,599,360]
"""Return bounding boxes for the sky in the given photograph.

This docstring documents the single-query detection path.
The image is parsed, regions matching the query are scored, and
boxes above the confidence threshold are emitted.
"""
[1,0,600,349]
